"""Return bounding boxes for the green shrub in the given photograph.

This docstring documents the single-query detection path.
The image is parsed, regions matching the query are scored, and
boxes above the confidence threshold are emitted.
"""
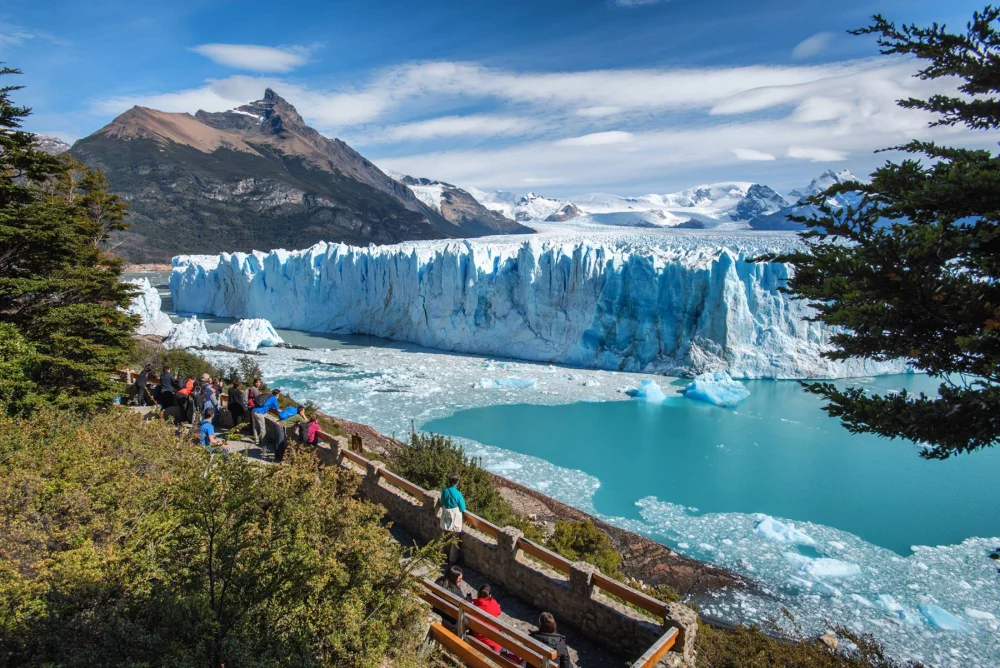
[547,520,622,578]
[225,355,266,388]
[131,339,222,382]
[0,408,434,667]
[388,430,543,541]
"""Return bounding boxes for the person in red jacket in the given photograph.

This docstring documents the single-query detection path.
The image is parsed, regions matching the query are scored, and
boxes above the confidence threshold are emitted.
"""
[471,584,503,653]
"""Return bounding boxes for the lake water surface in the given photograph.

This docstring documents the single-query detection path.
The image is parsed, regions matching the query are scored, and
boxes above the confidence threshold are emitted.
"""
[424,374,999,556]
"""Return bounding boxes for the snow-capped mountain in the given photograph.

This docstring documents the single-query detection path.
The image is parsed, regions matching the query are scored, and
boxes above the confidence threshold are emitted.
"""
[731,184,788,221]
[392,174,530,235]
[34,134,71,155]
[749,170,865,231]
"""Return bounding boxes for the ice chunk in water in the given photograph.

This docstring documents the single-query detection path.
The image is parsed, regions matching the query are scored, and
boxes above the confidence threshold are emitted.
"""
[212,318,284,350]
[919,604,969,631]
[627,379,667,403]
[163,315,212,349]
[783,552,861,579]
[754,515,816,547]
[877,594,922,626]
[474,377,537,390]
[683,371,750,407]
[964,608,995,621]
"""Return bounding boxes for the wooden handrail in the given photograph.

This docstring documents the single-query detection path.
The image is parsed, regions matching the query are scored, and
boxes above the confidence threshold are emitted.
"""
[631,627,678,668]
[429,623,501,668]
[340,447,370,468]
[379,468,427,499]
[516,538,572,575]
[463,512,500,539]
[592,572,668,619]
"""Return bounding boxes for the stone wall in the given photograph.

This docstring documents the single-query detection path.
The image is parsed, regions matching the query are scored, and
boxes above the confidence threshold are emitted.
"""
[312,437,697,666]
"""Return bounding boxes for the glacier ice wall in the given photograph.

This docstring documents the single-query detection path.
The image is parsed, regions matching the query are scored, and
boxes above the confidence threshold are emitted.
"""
[126,278,174,337]
[170,236,903,379]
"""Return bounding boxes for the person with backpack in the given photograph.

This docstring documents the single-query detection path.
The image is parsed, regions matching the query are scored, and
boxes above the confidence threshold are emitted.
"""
[201,374,220,417]
[530,613,574,668]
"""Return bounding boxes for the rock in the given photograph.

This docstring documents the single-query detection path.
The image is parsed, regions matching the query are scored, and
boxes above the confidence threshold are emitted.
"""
[819,632,839,651]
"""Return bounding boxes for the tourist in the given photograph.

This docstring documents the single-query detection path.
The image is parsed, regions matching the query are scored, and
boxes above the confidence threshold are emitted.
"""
[440,473,466,564]
[530,613,573,668]
[159,365,174,394]
[251,388,280,446]
[133,366,151,406]
[471,584,503,653]
[198,408,227,452]
[434,565,466,600]
[177,377,194,396]
[248,378,262,439]
[305,414,321,445]
[275,406,306,463]
[201,375,220,416]
[228,379,248,425]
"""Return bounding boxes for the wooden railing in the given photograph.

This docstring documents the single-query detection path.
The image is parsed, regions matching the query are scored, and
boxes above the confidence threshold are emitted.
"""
[631,626,678,668]
[516,538,572,576]
[429,623,500,668]
[592,572,668,619]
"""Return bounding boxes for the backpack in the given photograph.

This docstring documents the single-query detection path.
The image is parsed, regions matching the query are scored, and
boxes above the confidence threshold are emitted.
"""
[247,389,256,408]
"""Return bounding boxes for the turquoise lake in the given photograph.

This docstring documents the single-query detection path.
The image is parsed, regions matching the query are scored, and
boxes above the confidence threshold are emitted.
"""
[423,374,1000,555]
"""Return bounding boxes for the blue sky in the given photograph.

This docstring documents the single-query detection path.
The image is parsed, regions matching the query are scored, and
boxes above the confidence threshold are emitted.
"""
[1,0,991,196]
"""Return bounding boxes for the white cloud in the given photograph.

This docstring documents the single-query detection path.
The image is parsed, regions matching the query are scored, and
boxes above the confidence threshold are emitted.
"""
[368,115,536,142]
[732,148,776,161]
[0,23,34,48]
[556,131,633,146]
[787,146,848,162]
[576,106,622,118]
[191,44,312,73]
[612,0,668,6]
[792,32,835,60]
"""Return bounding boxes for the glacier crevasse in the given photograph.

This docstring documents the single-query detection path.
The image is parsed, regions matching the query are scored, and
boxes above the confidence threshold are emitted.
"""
[170,237,904,379]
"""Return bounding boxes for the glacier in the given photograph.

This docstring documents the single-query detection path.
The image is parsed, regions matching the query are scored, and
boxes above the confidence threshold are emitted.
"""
[214,318,285,350]
[170,232,905,379]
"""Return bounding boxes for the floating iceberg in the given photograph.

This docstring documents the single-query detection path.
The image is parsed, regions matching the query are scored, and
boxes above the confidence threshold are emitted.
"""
[783,552,861,579]
[125,278,174,337]
[170,235,907,379]
[876,594,922,626]
[683,371,750,407]
[919,603,969,631]
[163,316,212,349]
[474,377,537,390]
[213,318,284,350]
[627,379,667,403]
[754,515,816,547]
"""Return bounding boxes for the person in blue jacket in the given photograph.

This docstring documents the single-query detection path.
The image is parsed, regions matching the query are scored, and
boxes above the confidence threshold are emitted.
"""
[440,473,466,564]
[251,389,280,445]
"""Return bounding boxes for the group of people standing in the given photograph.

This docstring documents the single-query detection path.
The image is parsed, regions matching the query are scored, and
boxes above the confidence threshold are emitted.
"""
[136,366,323,462]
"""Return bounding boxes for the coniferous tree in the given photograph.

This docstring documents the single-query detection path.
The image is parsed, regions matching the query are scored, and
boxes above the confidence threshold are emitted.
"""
[0,67,137,414]
[771,8,1000,459]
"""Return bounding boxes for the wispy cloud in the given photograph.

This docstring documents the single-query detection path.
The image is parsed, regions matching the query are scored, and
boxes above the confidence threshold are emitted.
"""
[191,44,315,73]
[556,131,633,146]
[0,23,34,48]
[792,32,835,60]
[366,115,536,142]
[787,146,847,162]
[611,0,669,7]
[732,148,776,161]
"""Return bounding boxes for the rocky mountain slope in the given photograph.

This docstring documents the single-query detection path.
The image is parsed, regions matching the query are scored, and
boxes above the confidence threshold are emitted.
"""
[393,175,532,235]
[70,89,521,263]
[34,135,71,155]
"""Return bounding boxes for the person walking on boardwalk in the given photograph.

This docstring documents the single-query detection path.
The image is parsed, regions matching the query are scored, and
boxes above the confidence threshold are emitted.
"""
[440,473,466,564]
